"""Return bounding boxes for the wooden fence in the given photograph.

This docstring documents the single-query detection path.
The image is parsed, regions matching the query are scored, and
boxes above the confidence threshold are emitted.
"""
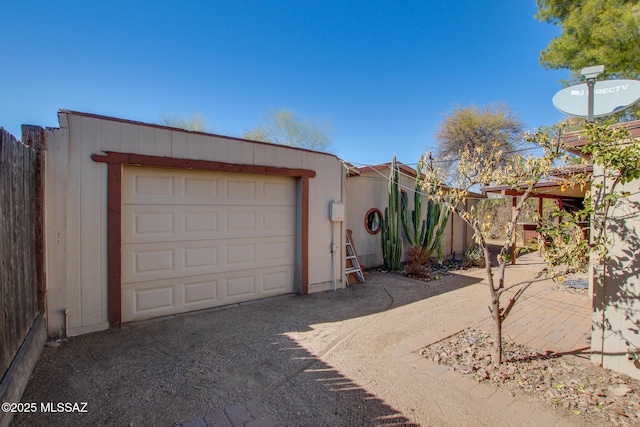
[0,126,44,379]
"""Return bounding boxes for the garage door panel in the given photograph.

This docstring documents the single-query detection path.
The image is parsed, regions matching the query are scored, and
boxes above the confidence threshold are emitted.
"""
[122,275,219,321]
[184,280,218,305]
[183,176,218,199]
[263,270,292,292]
[123,236,294,283]
[134,174,175,198]
[263,240,293,262]
[184,246,218,268]
[221,265,295,301]
[226,211,256,232]
[123,205,292,244]
[226,275,255,297]
[135,249,175,274]
[224,206,294,236]
[133,211,174,236]
[225,178,256,201]
[264,210,292,231]
[123,242,215,283]
[122,265,294,321]
[226,243,255,265]
[184,211,217,233]
[263,181,294,203]
[123,167,295,206]
[122,207,176,242]
[123,205,219,243]
[122,166,295,323]
[134,286,174,313]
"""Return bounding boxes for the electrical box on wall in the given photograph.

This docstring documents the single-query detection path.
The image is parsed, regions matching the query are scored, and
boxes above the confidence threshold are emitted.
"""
[330,202,345,222]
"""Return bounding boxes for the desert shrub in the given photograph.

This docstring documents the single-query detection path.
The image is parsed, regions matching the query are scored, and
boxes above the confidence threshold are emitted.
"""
[475,198,558,240]
[404,245,430,278]
[464,244,486,268]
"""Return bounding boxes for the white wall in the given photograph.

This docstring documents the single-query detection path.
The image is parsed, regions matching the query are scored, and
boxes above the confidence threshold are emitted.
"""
[45,111,345,337]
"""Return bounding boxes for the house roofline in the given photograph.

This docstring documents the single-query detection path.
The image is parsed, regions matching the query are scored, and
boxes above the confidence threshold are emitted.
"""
[355,162,419,178]
[57,109,341,160]
[482,178,588,199]
[564,119,640,150]
[350,161,486,198]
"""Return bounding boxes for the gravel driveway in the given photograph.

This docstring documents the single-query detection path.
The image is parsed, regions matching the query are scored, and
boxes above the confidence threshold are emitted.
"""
[13,268,580,426]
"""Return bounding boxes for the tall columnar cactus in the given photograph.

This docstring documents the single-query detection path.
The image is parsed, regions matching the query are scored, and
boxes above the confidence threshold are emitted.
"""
[381,157,403,271]
[401,157,450,261]
[425,197,451,261]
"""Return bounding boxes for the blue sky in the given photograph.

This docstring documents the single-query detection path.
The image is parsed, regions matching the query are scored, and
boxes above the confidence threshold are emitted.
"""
[1,1,569,166]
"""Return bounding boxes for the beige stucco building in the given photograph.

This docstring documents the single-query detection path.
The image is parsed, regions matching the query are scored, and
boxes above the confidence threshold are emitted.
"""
[590,169,640,378]
[41,110,483,339]
[345,162,478,269]
[44,110,347,337]
[567,120,640,379]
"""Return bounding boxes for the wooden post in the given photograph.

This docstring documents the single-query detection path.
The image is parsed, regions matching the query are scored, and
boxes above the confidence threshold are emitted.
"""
[537,197,543,256]
[462,199,468,254]
[511,197,517,264]
[107,163,122,328]
[557,199,563,225]
[21,126,46,315]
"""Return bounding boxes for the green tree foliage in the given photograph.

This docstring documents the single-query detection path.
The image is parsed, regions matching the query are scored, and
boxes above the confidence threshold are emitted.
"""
[381,157,403,271]
[536,0,640,81]
[242,109,333,152]
[161,112,210,132]
[435,103,524,160]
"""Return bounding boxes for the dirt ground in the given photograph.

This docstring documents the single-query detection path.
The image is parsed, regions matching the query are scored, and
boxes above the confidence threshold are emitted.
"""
[12,266,581,426]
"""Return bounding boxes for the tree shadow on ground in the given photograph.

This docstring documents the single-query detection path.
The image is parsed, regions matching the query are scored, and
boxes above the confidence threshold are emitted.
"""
[14,272,481,426]
[506,346,592,364]
[485,241,538,267]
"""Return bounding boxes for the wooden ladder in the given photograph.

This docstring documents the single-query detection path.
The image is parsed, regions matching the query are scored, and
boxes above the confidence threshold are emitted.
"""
[345,229,365,285]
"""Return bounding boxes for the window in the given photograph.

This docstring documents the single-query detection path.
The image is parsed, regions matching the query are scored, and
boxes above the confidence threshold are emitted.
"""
[364,208,383,234]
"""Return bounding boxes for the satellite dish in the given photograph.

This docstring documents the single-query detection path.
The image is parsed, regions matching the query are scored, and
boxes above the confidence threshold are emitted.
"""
[552,79,640,118]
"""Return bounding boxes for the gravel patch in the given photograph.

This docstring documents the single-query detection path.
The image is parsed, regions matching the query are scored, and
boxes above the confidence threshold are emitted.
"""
[419,328,640,426]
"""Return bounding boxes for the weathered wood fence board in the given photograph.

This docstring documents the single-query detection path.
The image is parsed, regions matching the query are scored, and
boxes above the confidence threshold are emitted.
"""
[0,127,41,378]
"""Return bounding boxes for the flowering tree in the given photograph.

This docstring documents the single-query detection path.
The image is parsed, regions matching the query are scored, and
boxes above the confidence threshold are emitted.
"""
[420,122,639,365]
[539,124,640,270]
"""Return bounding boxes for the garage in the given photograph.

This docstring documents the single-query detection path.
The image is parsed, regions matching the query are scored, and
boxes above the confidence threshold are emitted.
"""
[120,166,296,322]
[44,110,345,336]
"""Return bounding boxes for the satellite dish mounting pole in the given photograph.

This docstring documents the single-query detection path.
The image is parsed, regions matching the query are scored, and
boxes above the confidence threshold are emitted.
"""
[581,65,605,122]
[587,78,596,122]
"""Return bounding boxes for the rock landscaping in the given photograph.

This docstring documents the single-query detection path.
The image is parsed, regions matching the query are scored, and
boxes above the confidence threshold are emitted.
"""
[419,328,640,426]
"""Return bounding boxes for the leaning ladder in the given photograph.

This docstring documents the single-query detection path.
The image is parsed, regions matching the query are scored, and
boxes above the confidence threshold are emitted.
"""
[345,229,365,285]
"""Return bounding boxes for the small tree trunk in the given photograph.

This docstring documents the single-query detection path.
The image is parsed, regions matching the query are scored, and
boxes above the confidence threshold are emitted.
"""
[483,246,503,366]
[491,294,502,366]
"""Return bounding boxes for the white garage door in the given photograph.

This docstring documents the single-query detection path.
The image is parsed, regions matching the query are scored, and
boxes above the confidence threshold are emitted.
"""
[121,166,296,322]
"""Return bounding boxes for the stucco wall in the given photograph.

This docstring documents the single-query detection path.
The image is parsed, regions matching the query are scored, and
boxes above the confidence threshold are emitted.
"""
[45,111,345,337]
[590,165,640,379]
[345,168,473,268]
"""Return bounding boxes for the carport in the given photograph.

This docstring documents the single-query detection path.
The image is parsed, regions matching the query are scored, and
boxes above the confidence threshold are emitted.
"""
[482,165,591,264]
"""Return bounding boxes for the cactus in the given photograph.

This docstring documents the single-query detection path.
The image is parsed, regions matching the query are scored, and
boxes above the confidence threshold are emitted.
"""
[381,157,403,271]
[401,156,450,262]
[425,197,451,262]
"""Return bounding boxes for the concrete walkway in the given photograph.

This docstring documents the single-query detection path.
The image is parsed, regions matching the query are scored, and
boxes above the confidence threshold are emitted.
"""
[14,252,593,427]
[179,252,592,427]
[388,252,592,427]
